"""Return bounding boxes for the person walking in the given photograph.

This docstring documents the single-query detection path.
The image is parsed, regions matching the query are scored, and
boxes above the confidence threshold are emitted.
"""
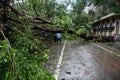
[53,34,57,42]
[56,32,62,45]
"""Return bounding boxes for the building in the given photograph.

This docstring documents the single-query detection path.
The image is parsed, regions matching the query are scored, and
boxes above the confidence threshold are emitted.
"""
[92,13,120,41]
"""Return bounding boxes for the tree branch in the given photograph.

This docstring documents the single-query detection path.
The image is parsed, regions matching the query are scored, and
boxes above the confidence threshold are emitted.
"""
[8,5,25,16]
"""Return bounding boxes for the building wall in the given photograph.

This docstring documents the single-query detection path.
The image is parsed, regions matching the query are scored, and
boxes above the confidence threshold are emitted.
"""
[92,16,120,38]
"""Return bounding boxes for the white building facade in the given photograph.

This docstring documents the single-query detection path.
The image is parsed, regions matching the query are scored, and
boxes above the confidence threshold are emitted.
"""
[92,13,120,41]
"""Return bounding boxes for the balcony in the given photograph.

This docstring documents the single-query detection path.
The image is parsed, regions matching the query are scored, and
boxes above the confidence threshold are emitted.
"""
[94,26,115,31]
[107,26,114,31]
[103,27,107,31]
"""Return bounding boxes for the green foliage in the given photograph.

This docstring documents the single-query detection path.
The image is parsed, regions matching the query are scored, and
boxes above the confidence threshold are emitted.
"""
[0,22,54,80]
[0,0,56,79]
[0,38,54,80]
[63,32,78,40]
[91,0,120,18]
[72,0,89,27]
[88,10,95,22]
[76,27,89,35]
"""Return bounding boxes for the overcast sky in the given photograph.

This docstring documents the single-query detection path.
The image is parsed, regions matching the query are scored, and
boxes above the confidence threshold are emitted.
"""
[56,0,76,3]
[57,0,92,13]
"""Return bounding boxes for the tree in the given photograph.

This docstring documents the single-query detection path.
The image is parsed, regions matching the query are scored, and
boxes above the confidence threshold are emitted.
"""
[71,0,88,28]
[90,0,120,18]
[88,10,95,21]
[0,0,55,80]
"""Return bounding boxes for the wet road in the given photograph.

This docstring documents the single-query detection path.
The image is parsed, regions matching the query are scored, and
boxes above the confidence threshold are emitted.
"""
[46,41,120,80]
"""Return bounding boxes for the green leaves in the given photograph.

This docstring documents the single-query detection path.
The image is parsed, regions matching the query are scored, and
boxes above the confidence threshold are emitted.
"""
[28,0,39,6]
[77,28,88,35]
[91,0,120,18]
[0,39,55,80]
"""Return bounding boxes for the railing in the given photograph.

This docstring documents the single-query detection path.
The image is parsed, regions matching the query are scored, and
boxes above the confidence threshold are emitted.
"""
[93,26,114,31]
[107,26,114,30]
[103,27,107,31]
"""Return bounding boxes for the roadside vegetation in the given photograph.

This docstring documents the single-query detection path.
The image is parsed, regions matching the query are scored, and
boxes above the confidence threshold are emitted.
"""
[0,0,120,80]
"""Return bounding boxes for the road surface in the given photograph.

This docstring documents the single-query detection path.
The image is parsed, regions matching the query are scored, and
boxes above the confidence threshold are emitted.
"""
[46,40,120,80]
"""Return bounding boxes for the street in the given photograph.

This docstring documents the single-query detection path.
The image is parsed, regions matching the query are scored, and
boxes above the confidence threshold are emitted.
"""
[46,40,120,80]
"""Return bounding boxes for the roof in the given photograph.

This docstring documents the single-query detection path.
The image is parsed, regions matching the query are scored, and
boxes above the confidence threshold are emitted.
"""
[93,13,120,25]
[101,13,116,19]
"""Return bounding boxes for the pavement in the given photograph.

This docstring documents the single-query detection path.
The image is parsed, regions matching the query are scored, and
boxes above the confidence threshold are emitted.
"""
[45,40,120,80]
